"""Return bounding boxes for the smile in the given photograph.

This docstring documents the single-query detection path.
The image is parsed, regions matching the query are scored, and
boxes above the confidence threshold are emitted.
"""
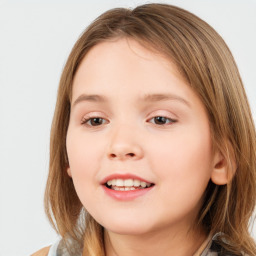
[101,174,155,200]
[105,179,152,191]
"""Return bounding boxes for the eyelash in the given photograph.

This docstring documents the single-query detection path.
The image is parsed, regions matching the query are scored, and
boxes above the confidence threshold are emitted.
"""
[81,115,177,127]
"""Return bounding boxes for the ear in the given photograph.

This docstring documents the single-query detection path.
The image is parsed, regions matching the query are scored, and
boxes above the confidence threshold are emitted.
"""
[67,166,72,177]
[211,149,236,185]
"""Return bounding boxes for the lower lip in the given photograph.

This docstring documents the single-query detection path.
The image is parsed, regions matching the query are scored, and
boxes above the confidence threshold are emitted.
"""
[102,185,154,201]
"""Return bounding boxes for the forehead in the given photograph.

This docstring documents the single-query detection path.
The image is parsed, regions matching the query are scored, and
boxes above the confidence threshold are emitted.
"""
[81,37,167,66]
[72,38,188,98]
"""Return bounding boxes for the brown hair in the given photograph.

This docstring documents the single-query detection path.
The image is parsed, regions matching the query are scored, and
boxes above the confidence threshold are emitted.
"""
[44,3,256,255]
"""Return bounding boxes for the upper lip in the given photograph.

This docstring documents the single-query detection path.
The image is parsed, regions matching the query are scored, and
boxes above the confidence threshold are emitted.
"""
[100,173,154,185]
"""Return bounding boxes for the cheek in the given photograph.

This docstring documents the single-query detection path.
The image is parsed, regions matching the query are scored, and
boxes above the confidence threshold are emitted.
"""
[66,129,105,189]
[67,129,103,168]
[149,125,213,192]
[66,130,105,207]
[145,128,213,221]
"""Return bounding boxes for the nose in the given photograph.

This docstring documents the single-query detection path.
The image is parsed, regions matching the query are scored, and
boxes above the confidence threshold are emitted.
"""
[107,125,144,161]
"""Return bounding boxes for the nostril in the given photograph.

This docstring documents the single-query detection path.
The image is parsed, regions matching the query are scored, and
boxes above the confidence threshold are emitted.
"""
[109,153,135,158]
[127,153,135,157]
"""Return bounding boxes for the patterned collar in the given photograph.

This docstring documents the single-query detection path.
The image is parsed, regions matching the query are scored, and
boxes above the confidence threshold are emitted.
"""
[48,232,243,256]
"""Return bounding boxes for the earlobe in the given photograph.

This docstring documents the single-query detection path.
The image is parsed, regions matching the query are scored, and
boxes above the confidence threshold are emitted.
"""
[67,167,72,177]
[210,150,236,185]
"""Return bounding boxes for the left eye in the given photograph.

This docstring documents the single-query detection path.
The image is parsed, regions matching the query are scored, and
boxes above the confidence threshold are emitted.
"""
[148,116,177,125]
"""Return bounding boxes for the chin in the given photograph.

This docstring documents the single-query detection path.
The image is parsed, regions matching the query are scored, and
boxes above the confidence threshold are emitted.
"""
[106,226,151,236]
[89,207,162,235]
[100,218,156,236]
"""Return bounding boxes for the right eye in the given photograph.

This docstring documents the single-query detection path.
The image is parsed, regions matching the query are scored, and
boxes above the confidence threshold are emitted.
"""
[81,117,108,127]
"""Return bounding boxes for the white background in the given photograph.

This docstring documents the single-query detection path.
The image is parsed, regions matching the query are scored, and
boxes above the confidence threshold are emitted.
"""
[0,0,255,255]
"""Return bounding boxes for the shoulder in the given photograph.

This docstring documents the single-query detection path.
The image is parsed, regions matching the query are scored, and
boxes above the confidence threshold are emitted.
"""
[210,240,243,256]
[31,239,60,256]
[31,238,82,256]
[31,246,51,256]
[207,233,243,256]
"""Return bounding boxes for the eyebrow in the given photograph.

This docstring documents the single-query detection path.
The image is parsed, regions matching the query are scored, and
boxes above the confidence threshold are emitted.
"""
[72,93,191,108]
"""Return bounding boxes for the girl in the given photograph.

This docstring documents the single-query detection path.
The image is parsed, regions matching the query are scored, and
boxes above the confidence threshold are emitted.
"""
[33,3,256,256]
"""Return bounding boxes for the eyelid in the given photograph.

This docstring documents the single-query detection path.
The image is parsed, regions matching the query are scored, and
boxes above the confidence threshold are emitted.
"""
[81,112,105,120]
[147,109,178,119]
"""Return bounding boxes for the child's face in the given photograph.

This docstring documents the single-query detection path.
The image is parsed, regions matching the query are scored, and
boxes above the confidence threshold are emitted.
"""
[66,38,215,235]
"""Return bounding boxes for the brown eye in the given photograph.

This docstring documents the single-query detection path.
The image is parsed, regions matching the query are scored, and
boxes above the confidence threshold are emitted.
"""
[81,117,107,126]
[149,116,177,125]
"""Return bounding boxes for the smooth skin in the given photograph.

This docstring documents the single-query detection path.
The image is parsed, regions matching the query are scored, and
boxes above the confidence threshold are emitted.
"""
[66,38,229,256]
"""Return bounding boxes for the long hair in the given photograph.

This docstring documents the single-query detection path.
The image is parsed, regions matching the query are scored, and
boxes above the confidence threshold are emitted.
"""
[44,3,256,255]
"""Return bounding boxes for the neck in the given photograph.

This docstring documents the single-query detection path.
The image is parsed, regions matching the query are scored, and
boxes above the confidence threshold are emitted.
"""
[104,225,207,256]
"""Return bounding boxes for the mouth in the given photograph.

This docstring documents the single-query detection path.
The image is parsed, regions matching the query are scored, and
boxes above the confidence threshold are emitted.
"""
[101,174,155,200]
[104,178,154,191]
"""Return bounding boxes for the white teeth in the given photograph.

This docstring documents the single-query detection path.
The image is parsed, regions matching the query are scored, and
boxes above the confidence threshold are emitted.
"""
[113,187,137,191]
[116,179,124,186]
[133,179,141,187]
[124,179,133,186]
[106,178,152,189]
[141,181,147,188]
